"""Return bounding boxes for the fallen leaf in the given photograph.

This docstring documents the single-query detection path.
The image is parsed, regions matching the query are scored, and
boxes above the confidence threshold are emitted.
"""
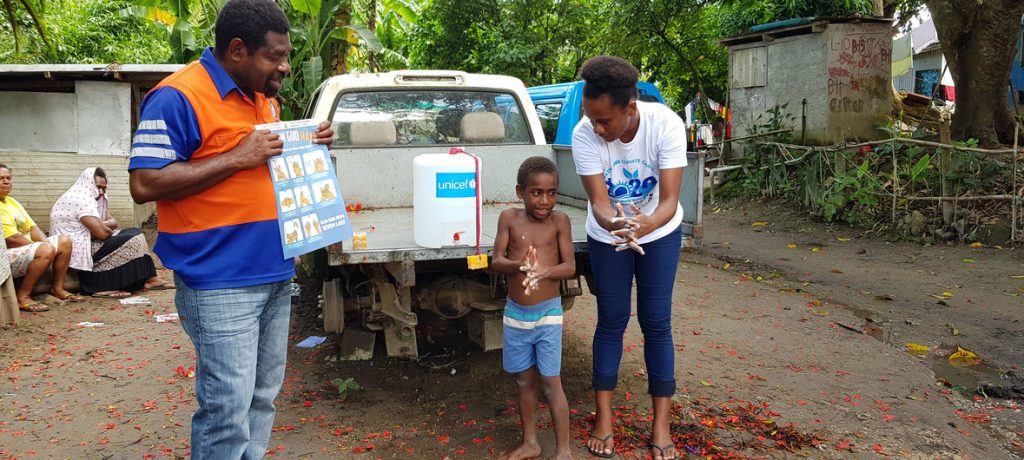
[699,379,714,387]
[751,221,769,227]
[836,237,851,242]
[946,323,959,336]
[831,268,844,274]
[906,343,929,355]
[723,263,731,270]
[1011,275,1024,279]
[810,247,822,252]
[949,347,979,365]
[963,258,976,264]
[787,244,797,249]
[874,294,895,301]
[969,242,983,248]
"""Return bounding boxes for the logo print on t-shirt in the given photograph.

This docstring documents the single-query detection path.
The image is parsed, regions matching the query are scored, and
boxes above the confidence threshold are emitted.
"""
[605,167,658,206]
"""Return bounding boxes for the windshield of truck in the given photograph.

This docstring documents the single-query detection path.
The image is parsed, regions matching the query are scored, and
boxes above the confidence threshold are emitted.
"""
[534,102,562,143]
[331,90,533,146]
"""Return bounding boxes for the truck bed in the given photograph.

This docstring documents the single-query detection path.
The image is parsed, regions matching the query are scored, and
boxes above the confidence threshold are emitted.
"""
[328,203,590,265]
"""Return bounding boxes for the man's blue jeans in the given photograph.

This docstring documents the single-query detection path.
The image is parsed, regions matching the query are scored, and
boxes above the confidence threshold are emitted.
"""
[174,275,291,460]
[588,226,682,397]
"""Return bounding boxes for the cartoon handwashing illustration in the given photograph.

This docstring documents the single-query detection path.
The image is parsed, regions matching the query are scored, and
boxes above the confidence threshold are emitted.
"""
[273,162,288,181]
[320,183,335,200]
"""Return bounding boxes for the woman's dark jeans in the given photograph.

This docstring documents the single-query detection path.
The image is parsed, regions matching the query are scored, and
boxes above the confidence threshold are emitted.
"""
[589,225,682,397]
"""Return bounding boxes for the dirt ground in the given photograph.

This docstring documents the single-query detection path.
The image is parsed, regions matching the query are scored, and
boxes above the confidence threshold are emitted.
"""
[1,200,1022,459]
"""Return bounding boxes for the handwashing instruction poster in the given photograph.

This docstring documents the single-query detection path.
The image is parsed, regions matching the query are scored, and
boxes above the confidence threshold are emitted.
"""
[257,119,353,259]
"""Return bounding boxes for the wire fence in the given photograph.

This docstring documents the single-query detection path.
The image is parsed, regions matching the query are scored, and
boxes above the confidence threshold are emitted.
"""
[705,124,1023,244]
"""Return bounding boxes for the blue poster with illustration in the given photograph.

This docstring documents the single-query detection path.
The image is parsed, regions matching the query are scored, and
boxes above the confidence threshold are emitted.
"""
[257,119,353,259]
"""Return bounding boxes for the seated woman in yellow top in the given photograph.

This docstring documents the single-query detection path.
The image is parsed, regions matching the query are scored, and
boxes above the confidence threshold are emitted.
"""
[0,164,83,312]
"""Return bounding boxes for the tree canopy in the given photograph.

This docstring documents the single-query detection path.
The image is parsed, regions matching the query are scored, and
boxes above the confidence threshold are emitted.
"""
[2,0,1021,145]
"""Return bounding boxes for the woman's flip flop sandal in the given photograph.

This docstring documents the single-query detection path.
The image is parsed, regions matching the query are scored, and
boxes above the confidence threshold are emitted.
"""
[19,302,49,312]
[587,433,615,458]
[649,443,679,460]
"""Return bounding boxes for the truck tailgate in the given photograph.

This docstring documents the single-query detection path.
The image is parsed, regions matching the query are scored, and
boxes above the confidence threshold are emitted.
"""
[329,203,590,265]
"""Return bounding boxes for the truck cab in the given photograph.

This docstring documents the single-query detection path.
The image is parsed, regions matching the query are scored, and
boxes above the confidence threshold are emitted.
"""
[527,81,704,249]
[528,81,665,145]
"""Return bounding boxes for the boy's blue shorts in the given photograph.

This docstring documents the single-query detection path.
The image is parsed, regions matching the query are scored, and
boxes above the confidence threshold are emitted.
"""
[502,296,563,377]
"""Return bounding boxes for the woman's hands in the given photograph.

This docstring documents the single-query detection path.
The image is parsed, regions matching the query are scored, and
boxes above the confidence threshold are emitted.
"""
[609,203,647,255]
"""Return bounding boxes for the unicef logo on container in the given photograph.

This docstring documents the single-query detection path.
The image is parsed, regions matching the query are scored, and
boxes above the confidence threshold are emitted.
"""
[436,172,477,198]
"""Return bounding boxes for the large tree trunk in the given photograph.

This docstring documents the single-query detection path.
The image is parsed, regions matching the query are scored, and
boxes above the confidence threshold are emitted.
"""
[367,0,378,72]
[926,0,1024,147]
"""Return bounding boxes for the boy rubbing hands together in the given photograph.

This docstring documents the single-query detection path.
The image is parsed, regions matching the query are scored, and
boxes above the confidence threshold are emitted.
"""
[493,156,576,459]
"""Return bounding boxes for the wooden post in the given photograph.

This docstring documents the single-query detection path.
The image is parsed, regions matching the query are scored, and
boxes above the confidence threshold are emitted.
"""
[1013,123,1020,243]
[873,0,884,17]
[891,140,898,222]
[939,124,954,226]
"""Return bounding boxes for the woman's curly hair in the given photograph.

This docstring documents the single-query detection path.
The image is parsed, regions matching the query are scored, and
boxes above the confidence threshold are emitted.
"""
[580,55,640,107]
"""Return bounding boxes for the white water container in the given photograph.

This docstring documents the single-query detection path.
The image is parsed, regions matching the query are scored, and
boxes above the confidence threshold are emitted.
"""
[413,152,482,248]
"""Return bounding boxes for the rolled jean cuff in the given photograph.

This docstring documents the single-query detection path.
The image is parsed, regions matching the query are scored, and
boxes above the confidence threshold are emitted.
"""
[593,373,618,391]
[649,379,676,397]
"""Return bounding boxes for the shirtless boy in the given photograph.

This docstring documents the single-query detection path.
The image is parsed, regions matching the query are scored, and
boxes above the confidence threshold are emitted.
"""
[492,156,576,460]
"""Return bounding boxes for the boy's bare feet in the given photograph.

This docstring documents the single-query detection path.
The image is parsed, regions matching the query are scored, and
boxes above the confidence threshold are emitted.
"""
[498,440,542,460]
[548,448,573,459]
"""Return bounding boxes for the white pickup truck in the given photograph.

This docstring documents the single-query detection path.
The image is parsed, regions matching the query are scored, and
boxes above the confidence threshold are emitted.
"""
[305,70,703,358]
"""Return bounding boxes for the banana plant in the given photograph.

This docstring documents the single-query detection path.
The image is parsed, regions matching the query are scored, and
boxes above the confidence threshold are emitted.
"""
[2,0,54,57]
[341,0,416,71]
[125,0,223,63]
[278,0,413,117]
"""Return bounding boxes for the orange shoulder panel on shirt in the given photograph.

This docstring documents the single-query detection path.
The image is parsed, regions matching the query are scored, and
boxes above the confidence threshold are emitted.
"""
[149,62,281,234]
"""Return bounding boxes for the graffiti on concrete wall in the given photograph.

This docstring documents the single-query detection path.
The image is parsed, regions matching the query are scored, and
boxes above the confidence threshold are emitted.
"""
[827,24,891,114]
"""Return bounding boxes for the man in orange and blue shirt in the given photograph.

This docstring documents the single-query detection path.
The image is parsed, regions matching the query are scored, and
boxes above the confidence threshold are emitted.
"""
[127,1,333,458]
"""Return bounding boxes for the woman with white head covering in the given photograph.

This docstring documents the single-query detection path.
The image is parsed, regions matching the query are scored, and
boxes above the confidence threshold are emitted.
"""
[49,167,172,297]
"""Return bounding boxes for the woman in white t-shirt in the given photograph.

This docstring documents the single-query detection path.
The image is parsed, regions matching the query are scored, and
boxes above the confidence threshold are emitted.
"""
[572,56,686,460]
